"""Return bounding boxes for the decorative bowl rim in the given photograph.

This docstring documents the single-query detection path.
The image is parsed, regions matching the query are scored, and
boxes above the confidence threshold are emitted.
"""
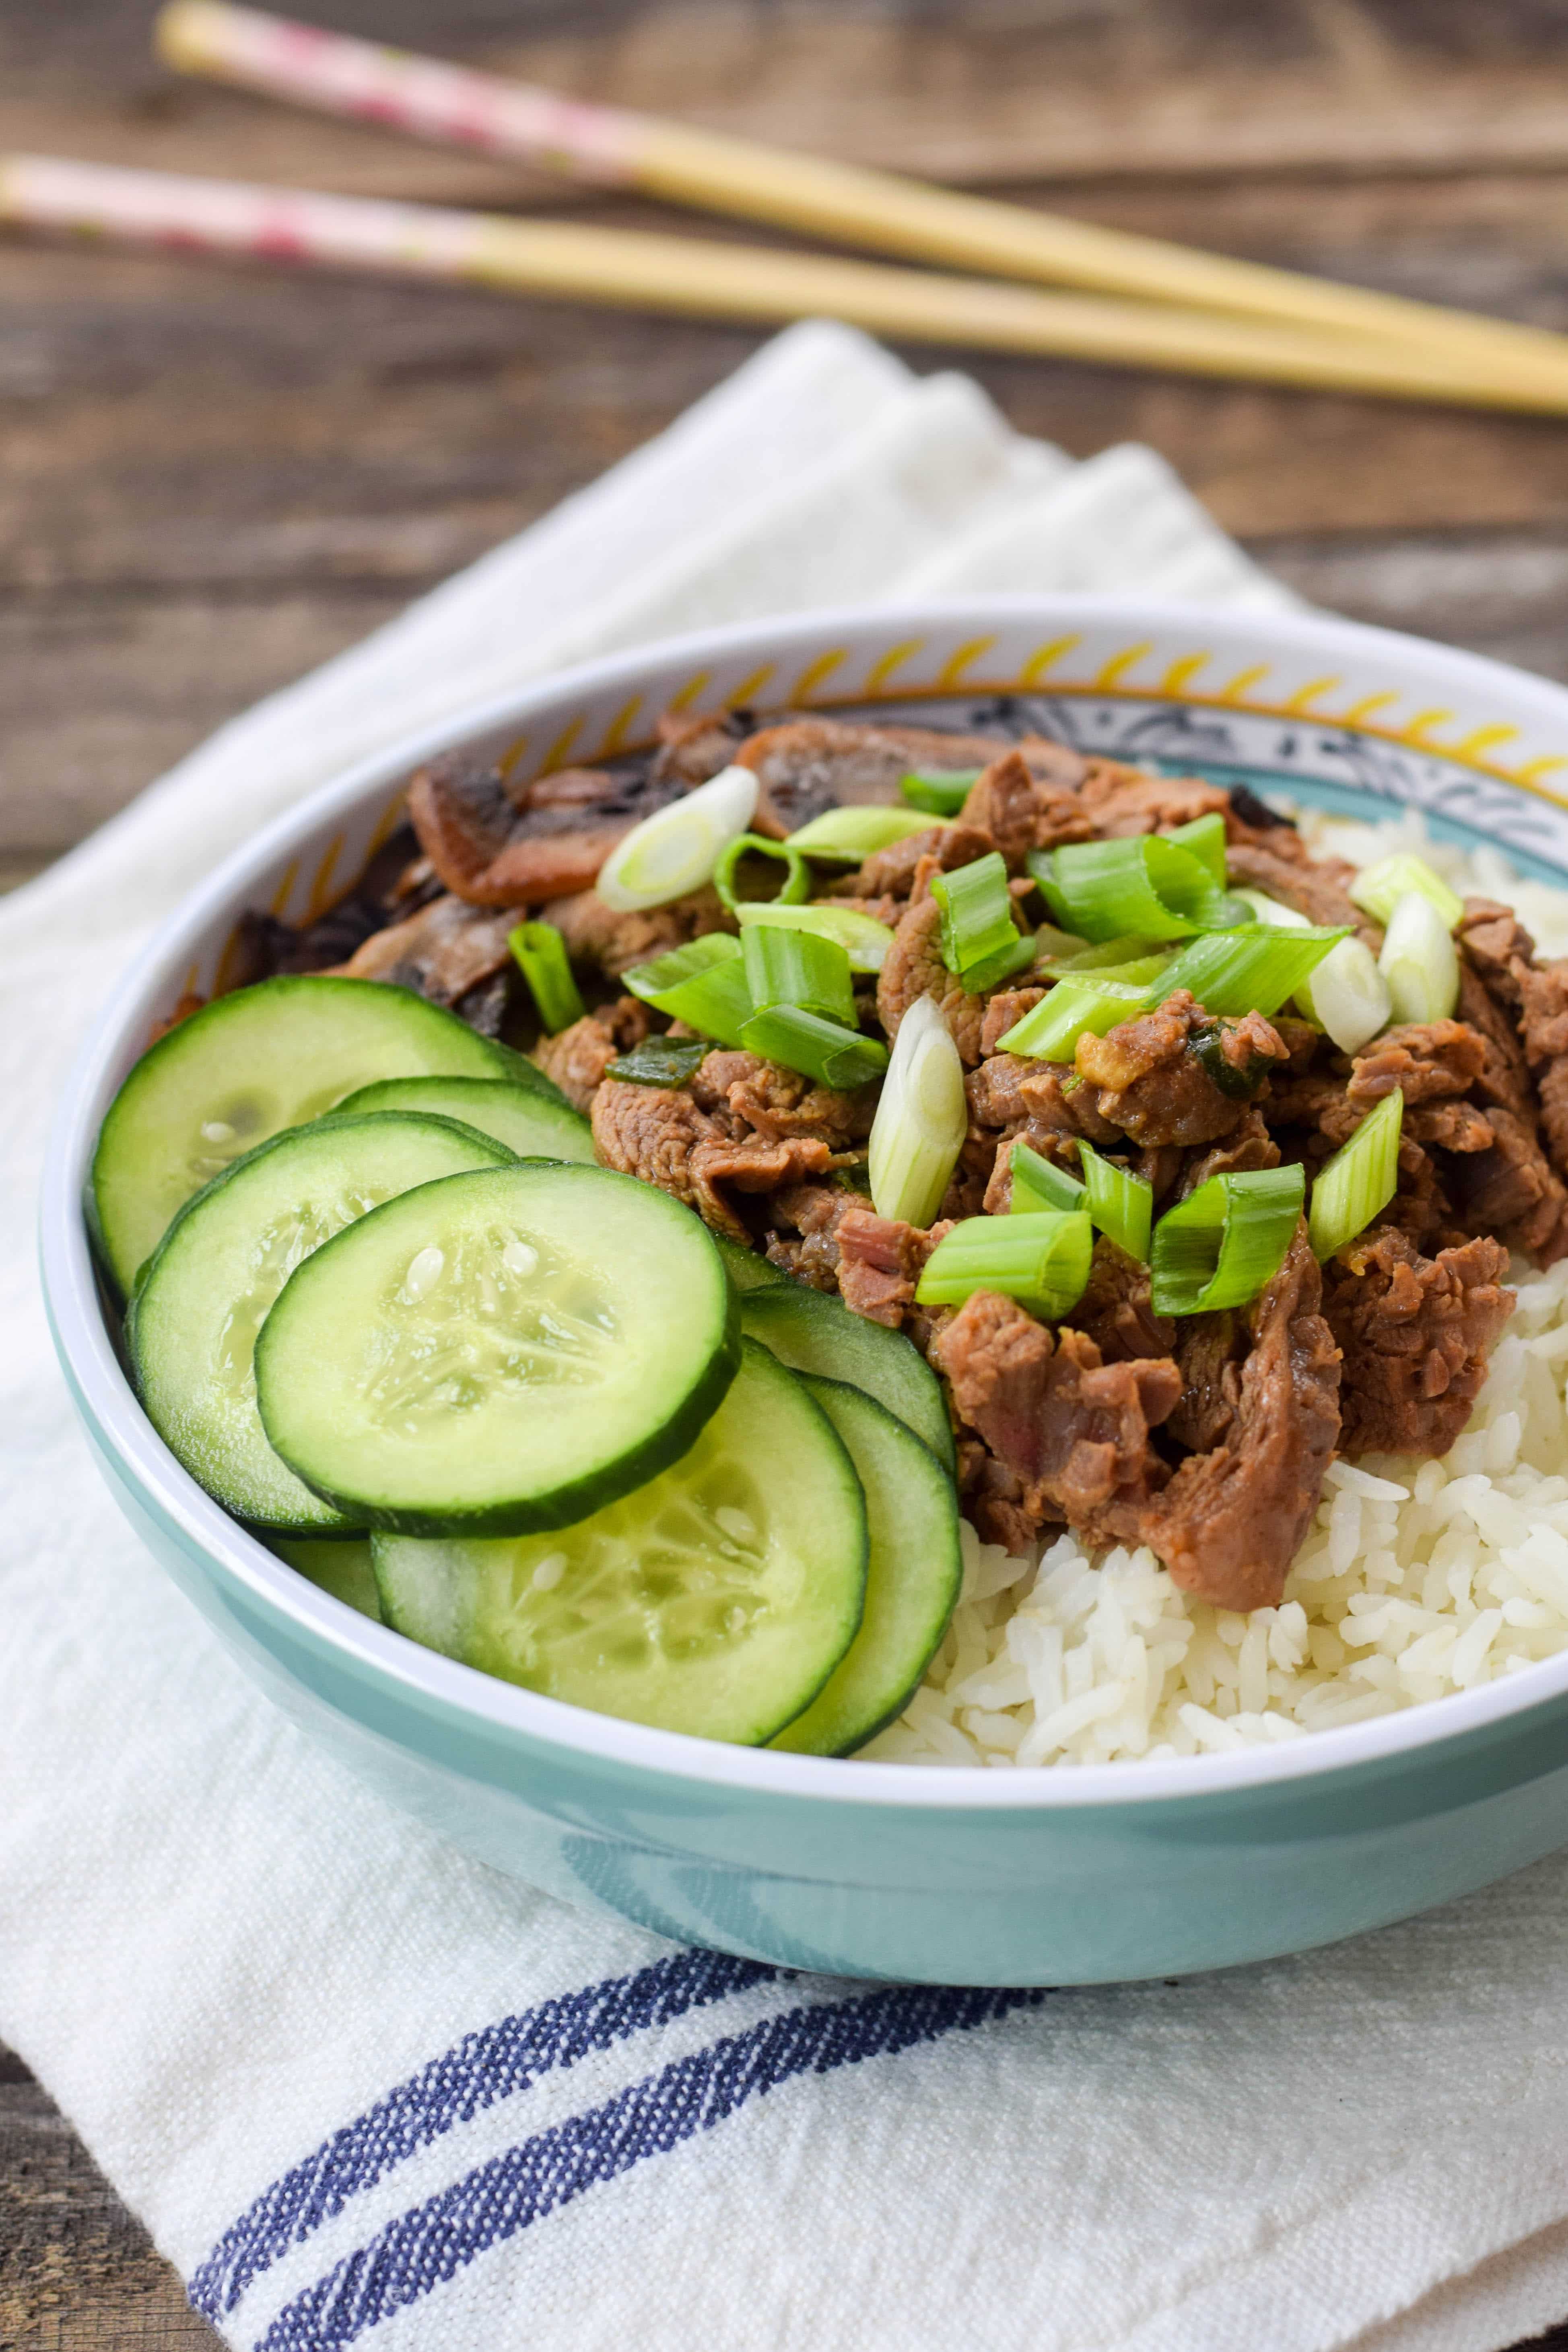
[41,592,1568,1815]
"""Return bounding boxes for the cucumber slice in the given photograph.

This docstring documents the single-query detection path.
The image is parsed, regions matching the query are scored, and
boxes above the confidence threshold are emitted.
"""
[335,1076,595,1164]
[267,1536,380,1620]
[738,1284,954,1472]
[372,1339,867,1743]
[771,1375,960,1756]
[129,1112,512,1534]
[256,1162,740,1535]
[714,1234,789,1293]
[91,975,526,1296]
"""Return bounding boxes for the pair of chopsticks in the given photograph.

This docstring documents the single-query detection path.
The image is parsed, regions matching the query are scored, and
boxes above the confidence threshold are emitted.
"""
[3,0,1568,414]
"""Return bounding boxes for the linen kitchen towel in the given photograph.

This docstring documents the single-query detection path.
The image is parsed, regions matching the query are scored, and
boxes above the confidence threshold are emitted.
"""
[8,319,1568,2352]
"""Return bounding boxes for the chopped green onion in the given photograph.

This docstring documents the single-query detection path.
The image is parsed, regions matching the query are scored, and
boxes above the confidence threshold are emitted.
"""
[1165,811,1228,886]
[735,899,895,973]
[931,851,1029,992]
[1237,889,1390,1049]
[1308,1088,1403,1262]
[622,933,753,1048]
[900,766,984,816]
[786,806,936,862]
[916,1210,1094,1320]
[713,831,810,914]
[740,923,855,1025]
[1149,1163,1304,1316]
[1379,891,1461,1023]
[1079,1140,1153,1263]
[507,921,586,1034]
[604,1036,710,1088]
[1038,934,1168,977]
[1034,922,1092,962]
[1029,835,1226,942]
[1350,852,1465,932]
[1009,1141,1085,1214]
[1047,949,1174,989]
[1300,936,1390,1052]
[597,764,757,913]
[739,1005,888,1090]
[1158,923,1350,1017]
[868,995,967,1226]
[995,978,1152,1062]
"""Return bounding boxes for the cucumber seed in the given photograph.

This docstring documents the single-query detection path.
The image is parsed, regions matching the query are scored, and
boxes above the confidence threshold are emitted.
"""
[400,1244,445,1302]
[200,1119,236,1144]
[531,1551,568,1591]
[502,1239,540,1279]
[714,1506,756,1543]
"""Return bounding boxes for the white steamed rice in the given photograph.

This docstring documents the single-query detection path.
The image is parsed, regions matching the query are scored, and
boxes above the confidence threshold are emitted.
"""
[865,804,1568,1767]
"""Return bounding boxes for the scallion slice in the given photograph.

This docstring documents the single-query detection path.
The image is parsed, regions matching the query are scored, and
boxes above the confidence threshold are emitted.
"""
[1157,923,1350,1017]
[622,933,754,1048]
[735,899,896,973]
[868,995,967,1227]
[597,763,758,913]
[1149,1163,1304,1316]
[1350,852,1464,932]
[738,1004,889,1090]
[507,920,587,1035]
[1237,888,1390,1049]
[786,806,936,862]
[1308,1088,1403,1262]
[1079,1141,1154,1263]
[931,851,1030,992]
[604,1037,710,1088]
[713,831,811,914]
[900,766,985,816]
[916,1210,1094,1320]
[1038,934,1168,977]
[1379,891,1461,1023]
[994,977,1153,1062]
[1009,1140,1085,1214]
[740,923,855,1025]
[1165,811,1228,886]
[1029,835,1226,942]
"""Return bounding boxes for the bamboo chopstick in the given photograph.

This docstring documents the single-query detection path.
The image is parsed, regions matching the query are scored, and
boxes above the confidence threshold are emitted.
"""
[155,0,1568,399]
[6,151,1568,416]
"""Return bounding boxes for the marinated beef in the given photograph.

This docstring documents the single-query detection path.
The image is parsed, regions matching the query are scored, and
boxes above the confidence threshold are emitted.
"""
[958,749,1097,866]
[933,1291,1182,1555]
[764,1183,852,1289]
[1137,1227,1341,1611]
[690,1050,874,1148]
[534,998,651,1112]
[1324,1227,1513,1457]
[1075,992,1289,1148]
[876,892,988,1062]
[854,822,997,904]
[1075,765,1231,838]
[547,883,731,979]
[591,1077,834,1245]
[1071,1238,1175,1364]
[330,895,520,1009]
[408,749,682,906]
[651,707,748,787]
[1225,840,1376,940]
[834,1207,936,1328]
[1176,1106,1281,1198]
[731,719,1067,837]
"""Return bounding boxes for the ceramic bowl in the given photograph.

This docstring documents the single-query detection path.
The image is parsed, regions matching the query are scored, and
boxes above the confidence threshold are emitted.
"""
[41,597,1568,1987]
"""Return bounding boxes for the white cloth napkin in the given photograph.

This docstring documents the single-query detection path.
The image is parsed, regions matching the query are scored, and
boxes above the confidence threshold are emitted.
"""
[6,318,1566,2352]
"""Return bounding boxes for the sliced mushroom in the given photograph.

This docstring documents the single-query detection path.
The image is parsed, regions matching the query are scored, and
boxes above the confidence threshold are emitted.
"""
[331,895,522,1008]
[406,750,682,906]
[730,719,1087,837]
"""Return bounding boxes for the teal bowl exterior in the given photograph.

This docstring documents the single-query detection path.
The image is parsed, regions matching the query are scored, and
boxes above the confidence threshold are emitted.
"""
[42,597,1568,1987]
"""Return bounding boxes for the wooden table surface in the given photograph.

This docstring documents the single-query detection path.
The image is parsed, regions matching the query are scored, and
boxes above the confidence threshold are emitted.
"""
[12,0,1568,2340]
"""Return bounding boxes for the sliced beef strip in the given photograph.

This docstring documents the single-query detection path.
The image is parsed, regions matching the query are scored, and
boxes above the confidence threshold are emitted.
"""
[1225,840,1378,942]
[1164,1310,1248,1454]
[834,1207,938,1328]
[591,1078,835,1245]
[1461,895,1568,1161]
[690,1049,875,1148]
[981,989,1045,1057]
[330,895,521,1009]
[933,1290,1183,1555]
[958,749,1098,868]
[1075,764,1231,838]
[407,749,681,907]
[1071,1238,1175,1365]
[954,1437,1044,1558]
[853,822,997,904]
[731,719,1086,837]
[1075,991,1289,1149]
[1137,1226,1341,1612]
[1323,1227,1514,1458]
[876,891,987,1063]
[1346,1019,1488,1107]
[651,707,749,787]
[764,1183,853,1290]
[1175,1105,1281,1199]
[548,883,731,981]
[534,998,651,1112]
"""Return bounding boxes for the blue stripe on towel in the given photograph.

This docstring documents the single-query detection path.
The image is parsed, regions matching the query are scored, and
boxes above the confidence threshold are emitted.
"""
[255,1983,1043,2352]
[191,1947,775,2321]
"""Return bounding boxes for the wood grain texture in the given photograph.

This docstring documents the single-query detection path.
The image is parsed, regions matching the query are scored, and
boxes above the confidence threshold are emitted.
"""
[11,2,1568,2343]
